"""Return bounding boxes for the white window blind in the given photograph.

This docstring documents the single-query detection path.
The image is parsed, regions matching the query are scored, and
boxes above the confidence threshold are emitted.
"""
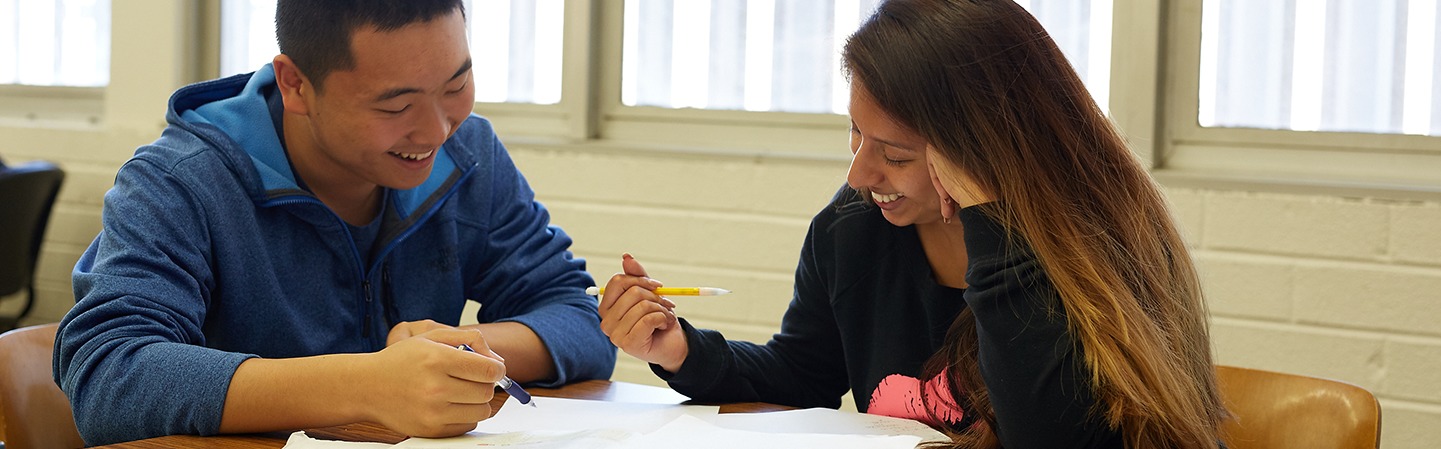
[1199,0,1439,136]
[0,0,110,87]
[621,0,1112,114]
[218,0,563,105]
[1020,0,1113,113]
[465,0,564,104]
[218,0,279,79]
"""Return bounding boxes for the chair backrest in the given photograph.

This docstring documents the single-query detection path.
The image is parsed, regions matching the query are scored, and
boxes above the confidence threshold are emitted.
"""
[1216,365,1381,449]
[0,323,85,449]
[0,160,65,328]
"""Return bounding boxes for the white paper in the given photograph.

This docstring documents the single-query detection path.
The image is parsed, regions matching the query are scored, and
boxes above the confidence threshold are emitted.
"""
[472,395,719,434]
[393,396,719,448]
[629,414,925,449]
[282,431,396,448]
[700,407,949,443]
[290,395,944,449]
[392,428,637,449]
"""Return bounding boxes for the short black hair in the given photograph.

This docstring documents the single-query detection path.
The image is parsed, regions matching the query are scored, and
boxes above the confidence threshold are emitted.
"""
[275,0,465,91]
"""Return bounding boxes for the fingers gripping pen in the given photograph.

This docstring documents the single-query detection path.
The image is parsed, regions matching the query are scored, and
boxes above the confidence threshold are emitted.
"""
[459,344,535,407]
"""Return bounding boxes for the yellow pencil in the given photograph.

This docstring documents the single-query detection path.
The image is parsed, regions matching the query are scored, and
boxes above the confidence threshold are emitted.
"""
[585,286,731,296]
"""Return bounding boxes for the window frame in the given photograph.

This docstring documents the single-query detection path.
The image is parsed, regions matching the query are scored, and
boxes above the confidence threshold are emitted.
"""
[0,84,104,128]
[470,1,850,158]
[0,0,216,132]
[1151,0,1441,201]
[9,0,1439,202]
[593,0,848,157]
[0,0,115,128]
[466,1,595,142]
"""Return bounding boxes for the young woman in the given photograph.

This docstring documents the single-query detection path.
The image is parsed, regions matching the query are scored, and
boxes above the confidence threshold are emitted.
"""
[601,1,1227,447]
[599,95,974,428]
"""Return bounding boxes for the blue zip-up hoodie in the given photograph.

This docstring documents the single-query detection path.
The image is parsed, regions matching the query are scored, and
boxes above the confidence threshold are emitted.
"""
[55,66,616,445]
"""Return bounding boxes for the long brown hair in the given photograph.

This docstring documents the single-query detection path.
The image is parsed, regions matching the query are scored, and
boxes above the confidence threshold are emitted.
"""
[843,1,1227,447]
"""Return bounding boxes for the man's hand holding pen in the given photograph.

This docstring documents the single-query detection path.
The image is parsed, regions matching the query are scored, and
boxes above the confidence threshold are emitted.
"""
[366,325,504,438]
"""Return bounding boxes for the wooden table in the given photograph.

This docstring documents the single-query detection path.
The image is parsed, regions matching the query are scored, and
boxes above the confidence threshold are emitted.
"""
[95,380,793,448]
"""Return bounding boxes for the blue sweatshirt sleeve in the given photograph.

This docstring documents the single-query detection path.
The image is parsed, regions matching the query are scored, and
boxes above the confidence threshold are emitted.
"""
[958,205,1123,448]
[55,156,254,446]
[465,134,615,386]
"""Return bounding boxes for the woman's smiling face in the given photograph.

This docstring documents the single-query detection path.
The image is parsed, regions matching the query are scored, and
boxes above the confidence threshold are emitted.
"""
[845,79,943,228]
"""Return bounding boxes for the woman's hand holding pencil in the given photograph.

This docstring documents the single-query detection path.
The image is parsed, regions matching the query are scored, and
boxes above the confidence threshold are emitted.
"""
[596,253,697,373]
[586,286,730,296]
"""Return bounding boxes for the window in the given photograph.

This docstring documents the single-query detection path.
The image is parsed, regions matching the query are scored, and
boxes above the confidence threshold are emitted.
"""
[214,0,1111,148]
[1020,0,1113,113]
[8,0,1434,199]
[1198,0,1439,136]
[218,0,278,79]
[620,0,879,114]
[218,0,563,105]
[467,0,565,104]
[1157,0,1441,198]
[203,0,1441,196]
[599,0,1114,155]
[619,0,1112,114]
[0,0,111,87]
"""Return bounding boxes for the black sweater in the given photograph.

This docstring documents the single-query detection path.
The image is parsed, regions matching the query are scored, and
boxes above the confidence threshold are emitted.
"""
[656,188,1122,447]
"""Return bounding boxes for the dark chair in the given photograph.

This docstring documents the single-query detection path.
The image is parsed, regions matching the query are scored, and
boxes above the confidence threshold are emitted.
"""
[0,323,85,448]
[0,159,65,331]
[1216,365,1382,449]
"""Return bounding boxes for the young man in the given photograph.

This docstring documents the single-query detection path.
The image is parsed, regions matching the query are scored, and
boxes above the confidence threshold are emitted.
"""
[54,1,614,445]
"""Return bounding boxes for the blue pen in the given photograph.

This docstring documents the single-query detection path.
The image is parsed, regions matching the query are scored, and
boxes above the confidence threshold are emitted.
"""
[459,344,536,407]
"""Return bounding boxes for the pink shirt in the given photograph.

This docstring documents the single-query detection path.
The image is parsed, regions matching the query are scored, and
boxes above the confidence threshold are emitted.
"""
[868,369,966,428]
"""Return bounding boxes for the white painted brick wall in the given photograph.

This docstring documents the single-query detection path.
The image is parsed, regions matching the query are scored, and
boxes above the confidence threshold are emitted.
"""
[1393,204,1441,265]
[1194,252,1294,321]
[1204,194,1390,260]
[1210,318,1386,389]
[1164,188,1206,246]
[1175,188,1441,448]
[1384,338,1441,404]
[1294,263,1441,336]
[1381,402,1441,448]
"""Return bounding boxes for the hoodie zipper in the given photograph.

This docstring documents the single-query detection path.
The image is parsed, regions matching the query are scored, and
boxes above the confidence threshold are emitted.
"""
[360,164,479,332]
[382,265,398,327]
[261,196,373,342]
[261,160,478,346]
[362,279,374,338]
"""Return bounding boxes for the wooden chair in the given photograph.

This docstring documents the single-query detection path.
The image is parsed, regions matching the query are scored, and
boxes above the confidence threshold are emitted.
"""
[1216,365,1381,449]
[0,323,85,448]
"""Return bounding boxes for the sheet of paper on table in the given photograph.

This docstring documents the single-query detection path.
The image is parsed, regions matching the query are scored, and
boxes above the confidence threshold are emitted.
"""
[698,406,949,443]
[282,431,396,449]
[286,395,938,449]
[392,396,719,448]
[625,414,924,449]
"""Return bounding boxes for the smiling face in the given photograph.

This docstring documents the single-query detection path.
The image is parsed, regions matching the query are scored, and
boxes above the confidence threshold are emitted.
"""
[276,9,474,195]
[845,80,944,228]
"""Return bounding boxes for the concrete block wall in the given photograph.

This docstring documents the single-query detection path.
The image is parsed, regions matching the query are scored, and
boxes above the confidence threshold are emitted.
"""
[1171,189,1441,448]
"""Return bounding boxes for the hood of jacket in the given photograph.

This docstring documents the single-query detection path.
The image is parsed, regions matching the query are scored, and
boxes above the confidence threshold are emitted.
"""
[166,64,474,221]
